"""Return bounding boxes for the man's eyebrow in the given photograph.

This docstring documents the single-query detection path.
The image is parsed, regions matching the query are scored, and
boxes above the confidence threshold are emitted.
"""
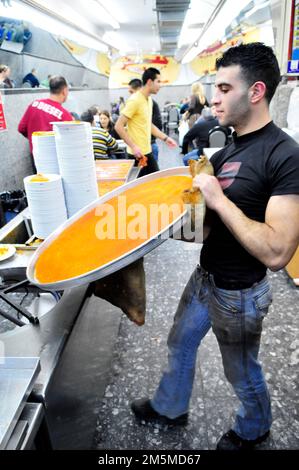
[215,82,232,88]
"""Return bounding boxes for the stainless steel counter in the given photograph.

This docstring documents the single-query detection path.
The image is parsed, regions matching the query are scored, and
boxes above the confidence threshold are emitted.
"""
[0,357,40,449]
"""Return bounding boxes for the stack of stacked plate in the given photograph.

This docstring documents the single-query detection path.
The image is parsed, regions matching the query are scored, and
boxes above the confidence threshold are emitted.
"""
[53,121,98,217]
[24,174,67,239]
[32,132,60,174]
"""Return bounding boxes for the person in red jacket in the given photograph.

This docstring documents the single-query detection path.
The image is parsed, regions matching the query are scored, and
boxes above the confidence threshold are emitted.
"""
[18,75,73,152]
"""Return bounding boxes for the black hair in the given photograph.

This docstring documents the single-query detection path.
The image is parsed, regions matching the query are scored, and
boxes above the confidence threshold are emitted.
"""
[128,78,142,89]
[88,106,99,116]
[80,110,94,124]
[49,76,68,95]
[216,42,280,103]
[142,67,160,86]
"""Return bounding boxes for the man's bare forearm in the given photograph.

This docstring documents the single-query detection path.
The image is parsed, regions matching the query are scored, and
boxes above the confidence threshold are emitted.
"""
[151,123,167,140]
[215,196,294,271]
[114,123,135,150]
[194,174,299,271]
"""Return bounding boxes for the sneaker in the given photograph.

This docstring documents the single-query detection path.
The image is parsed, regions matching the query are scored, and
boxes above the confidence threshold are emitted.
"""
[216,429,270,451]
[131,398,188,426]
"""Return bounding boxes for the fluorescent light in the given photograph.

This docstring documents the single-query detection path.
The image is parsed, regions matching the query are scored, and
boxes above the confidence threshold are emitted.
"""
[178,0,205,48]
[1,0,108,52]
[92,0,120,30]
[182,0,251,63]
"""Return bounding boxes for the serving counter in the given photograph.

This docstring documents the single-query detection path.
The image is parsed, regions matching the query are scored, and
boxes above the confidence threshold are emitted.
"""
[0,195,125,449]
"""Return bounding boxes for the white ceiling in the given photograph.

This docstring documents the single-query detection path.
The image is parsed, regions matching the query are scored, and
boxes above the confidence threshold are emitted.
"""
[8,1,272,63]
[14,0,221,60]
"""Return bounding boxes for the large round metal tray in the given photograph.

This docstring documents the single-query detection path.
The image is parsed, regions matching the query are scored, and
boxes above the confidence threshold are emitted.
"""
[27,167,190,290]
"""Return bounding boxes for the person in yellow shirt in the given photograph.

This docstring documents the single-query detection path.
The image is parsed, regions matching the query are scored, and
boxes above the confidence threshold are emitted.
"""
[115,67,177,177]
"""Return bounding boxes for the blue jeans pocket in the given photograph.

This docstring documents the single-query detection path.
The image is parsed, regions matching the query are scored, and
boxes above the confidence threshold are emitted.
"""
[211,287,241,316]
[252,286,272,319]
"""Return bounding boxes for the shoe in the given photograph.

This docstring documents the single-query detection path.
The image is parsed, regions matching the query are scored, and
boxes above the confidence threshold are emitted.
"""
[216,429,270,451]
[131,398,188,426]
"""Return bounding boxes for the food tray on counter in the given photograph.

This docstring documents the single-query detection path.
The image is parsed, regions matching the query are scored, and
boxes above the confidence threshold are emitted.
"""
[95,159,135,181]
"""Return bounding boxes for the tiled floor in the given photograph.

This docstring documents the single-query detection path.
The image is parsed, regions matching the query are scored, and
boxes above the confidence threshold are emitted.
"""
[94,141,299,450]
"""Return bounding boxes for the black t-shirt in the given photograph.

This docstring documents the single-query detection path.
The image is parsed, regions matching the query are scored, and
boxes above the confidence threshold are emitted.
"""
[200,121,299,283]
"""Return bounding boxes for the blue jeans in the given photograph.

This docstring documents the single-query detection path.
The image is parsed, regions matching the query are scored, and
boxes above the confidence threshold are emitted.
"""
[183,149,199,166]
[151,266,272,440]
[151,142,159,162]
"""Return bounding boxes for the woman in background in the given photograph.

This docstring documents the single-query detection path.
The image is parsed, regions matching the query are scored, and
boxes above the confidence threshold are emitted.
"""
[0,64,14,88]
[81,109,118,159]
[184,81,209,128]
[99,110,120,139]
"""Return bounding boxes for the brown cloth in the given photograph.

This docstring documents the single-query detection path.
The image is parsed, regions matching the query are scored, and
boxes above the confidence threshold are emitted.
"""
[91,257,146,326]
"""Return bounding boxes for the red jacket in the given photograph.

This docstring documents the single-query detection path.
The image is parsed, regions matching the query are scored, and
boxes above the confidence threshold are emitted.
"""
[18,98,73,151]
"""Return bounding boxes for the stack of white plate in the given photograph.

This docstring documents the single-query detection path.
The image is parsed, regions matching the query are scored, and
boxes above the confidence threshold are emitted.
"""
[24,174,67,239]
[32,132,60,174]
[53,121,98,217]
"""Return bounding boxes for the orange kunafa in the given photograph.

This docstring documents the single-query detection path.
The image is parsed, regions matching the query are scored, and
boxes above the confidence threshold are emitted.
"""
[30,174,50,182]
[35,175,191,283]
[98,180,124,196]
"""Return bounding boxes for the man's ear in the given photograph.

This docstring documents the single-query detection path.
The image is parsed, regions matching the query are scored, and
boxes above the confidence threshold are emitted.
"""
[250,81,266,104]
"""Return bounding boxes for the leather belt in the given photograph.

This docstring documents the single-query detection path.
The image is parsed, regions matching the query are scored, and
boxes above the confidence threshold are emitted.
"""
[213,275,259,290]
[201,268,265,290]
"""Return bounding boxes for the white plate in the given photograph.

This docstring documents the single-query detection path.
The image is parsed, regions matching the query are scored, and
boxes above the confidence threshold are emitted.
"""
[0,244,16,262]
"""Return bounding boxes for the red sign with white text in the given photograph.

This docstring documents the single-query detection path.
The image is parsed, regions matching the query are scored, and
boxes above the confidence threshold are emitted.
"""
[0,92,7,131]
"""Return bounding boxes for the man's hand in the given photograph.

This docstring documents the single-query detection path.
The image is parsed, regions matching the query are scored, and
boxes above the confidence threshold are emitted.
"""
[131,144,143,160]
[193,173,225,211]
[165,136,177,148]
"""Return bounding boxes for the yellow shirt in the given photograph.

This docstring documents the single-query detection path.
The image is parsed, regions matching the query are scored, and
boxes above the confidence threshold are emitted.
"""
[121,90,152,155]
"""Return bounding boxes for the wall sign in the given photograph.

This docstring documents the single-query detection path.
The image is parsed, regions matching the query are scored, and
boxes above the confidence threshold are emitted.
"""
[288,0,299,73]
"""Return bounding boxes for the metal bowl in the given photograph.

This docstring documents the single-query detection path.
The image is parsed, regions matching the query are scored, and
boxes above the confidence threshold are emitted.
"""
[26,167,190,290]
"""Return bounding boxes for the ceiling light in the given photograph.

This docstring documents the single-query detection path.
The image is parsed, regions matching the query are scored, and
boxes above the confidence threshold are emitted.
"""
[177,0,204,49]
[181,0,252,63]
[2,1,108,52]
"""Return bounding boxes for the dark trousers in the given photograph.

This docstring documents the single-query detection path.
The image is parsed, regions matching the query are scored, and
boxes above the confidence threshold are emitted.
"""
[127,152,159,177]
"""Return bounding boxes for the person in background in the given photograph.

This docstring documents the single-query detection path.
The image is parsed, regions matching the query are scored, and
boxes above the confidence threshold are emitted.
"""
[182,106,230,165]
[118,96,125,113]
[40,74,52,88]
[99,109,126,158]
[184,81,209,128]
[99,110,120,139]
[179,97,189,115]
[128,78,142,95]
[130,42,299,451]
[151,99,163,162]
[0,64,14,88]
[88,105,101,127]
[115,68,176,177]
[22,68,40,88]
[0,64,15,88]
[18,75,73,153]
[128,77,163,163]
[81,109,118,159]
[111,102,120,122]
